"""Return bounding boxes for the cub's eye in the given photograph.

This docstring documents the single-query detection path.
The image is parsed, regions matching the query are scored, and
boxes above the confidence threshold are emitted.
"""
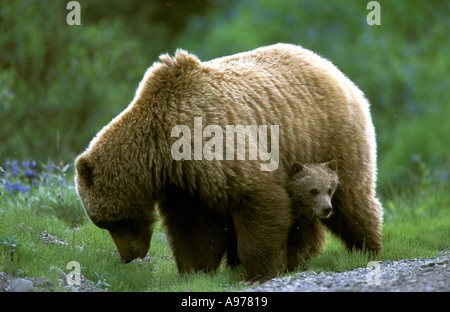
[310,189,318,196]
[328,188,332,195]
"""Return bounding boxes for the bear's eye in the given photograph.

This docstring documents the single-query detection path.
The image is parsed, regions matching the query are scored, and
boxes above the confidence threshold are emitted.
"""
[328,188,332,195]
[310,189,318,196]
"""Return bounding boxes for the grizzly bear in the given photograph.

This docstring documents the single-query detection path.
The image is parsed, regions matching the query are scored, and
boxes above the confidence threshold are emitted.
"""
[75,43,383,283]
[285,160,339,271]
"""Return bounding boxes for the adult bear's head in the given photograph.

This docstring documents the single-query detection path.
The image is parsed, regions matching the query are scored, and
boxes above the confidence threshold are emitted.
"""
[73,86,168,263]
[75,150,155,263]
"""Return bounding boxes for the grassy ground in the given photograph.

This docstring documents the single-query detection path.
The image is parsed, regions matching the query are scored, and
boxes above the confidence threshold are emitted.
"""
[1,161,449,292]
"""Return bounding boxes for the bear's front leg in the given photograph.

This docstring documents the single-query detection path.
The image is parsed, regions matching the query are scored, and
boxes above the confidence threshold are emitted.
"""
[231,185,291,283]
[158,186,228,274]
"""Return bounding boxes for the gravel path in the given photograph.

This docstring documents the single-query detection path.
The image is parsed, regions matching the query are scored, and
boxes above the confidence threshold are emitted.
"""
[245,250,449,292]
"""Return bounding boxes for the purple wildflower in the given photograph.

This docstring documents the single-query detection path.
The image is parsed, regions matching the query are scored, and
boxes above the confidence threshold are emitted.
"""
[5,181,11,193]
[25,169,36,177]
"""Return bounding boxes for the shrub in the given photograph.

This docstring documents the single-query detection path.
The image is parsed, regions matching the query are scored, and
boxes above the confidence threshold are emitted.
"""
[0,1,149,161]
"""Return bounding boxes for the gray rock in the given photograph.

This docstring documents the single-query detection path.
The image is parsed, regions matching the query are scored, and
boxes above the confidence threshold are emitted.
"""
[10,278,35,292]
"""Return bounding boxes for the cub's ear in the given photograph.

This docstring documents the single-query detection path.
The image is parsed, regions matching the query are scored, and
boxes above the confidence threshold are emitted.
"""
[323,159,338,172]
[75,155,94,187]
[289,161,304,176]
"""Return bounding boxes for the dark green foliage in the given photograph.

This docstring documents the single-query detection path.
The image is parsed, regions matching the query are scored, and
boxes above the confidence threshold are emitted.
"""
[0,0,215,161]
[1,1,145,160]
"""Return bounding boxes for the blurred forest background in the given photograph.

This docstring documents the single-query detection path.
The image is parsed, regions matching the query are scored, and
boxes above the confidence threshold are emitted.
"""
[0,0,449,196]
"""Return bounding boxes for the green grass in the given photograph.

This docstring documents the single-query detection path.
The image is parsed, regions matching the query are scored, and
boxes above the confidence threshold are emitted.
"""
[1,161,449,292]
[0,211,245,292]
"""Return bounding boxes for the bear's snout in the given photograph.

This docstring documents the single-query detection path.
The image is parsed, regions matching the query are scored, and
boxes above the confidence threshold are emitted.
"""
[109,227,151,264]
[120,255,132,264]
[115,239,149,263]
[319,205,333,219]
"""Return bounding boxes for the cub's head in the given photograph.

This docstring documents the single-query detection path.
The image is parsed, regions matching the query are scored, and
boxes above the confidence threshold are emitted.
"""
[286,160,339,219]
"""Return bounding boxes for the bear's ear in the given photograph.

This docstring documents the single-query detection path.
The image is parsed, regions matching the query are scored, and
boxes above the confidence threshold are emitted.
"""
[323,159,338,172]
[159,49,201,70]
[289,161,304,175]
[75,155,94,187]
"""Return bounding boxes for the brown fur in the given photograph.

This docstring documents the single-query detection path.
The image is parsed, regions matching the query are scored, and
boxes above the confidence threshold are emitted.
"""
[75,43,383,283]
[286,160,339,271]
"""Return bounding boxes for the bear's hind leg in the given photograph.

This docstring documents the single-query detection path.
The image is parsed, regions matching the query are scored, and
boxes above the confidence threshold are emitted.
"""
[324,191,382,255]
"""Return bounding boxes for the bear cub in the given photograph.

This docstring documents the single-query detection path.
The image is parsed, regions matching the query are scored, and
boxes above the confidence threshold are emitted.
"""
[285,160,339,271]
